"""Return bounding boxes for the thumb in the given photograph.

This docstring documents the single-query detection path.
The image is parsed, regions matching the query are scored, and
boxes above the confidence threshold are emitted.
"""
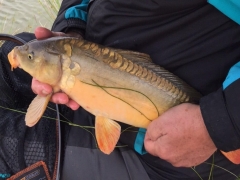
[144,131,158,156]
[34,27,66,40]
[34,27,54,39]
[144,122,162,156]
[144,118,165,156]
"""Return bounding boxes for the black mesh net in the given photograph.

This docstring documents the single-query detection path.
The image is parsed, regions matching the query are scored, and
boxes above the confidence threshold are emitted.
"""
[0,33,58,179]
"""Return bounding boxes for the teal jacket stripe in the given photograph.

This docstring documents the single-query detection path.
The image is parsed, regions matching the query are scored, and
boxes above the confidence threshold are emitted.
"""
[223,62,240,89]
[208,0,240,24]
[134,128,147,155]
[0,174,10,179]
[65,0,89,22]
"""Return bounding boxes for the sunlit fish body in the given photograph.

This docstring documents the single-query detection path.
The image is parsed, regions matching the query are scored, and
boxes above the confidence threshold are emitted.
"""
[10,37,237,162]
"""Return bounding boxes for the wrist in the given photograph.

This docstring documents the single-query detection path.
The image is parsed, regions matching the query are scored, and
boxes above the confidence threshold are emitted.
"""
[65,28,84,39]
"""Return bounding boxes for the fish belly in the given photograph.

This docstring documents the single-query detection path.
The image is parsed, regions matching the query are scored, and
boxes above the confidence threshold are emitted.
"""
[61,77,162,128]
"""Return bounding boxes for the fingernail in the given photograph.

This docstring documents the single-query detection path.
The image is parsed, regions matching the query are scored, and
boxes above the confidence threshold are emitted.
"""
[42,90,49,95]
[59,99,67,104]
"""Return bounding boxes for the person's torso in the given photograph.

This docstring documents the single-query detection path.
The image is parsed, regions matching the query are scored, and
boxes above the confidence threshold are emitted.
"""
[86,0,240,95]
[82,0,240,179]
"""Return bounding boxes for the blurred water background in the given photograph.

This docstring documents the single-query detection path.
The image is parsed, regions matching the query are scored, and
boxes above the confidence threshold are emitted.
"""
[0,0,61,34]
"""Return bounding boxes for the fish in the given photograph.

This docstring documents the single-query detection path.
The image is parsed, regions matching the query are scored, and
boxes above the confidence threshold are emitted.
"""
[7,36,240,164]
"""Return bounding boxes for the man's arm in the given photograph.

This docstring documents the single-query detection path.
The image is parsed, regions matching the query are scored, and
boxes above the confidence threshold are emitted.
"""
[144,62,240,167]
[144,103,217,167]
[144,0,240,167]
[201,62,240,152]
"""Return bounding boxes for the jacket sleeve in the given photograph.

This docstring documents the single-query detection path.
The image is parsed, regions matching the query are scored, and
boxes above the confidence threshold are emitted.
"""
[51,0,90,35]
[208,0,240,25]
[200,62,240,152]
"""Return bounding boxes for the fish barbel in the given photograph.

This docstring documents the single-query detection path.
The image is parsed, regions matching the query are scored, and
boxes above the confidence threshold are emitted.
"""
[7,37,240,164]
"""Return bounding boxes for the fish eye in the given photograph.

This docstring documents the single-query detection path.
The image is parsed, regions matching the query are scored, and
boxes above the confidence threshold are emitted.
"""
[28,52,34,60]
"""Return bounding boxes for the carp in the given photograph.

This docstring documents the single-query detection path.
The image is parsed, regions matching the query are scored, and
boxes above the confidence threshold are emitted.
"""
[7,37,239,164]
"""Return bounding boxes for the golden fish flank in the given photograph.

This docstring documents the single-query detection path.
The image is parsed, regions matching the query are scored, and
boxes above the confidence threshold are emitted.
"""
[8,36,202,155]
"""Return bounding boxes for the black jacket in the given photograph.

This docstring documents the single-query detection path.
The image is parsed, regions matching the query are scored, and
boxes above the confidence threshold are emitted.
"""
[52,0,240,155]
[51,0,240,179]
[1,0,240,179]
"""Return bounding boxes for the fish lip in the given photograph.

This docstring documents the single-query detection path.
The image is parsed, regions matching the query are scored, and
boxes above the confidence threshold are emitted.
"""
[8,48,20,70]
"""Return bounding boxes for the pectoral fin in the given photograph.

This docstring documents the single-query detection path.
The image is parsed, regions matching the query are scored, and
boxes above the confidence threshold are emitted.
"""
[25,94,52,127]
[95,116,121,154]
[221,149,240,164]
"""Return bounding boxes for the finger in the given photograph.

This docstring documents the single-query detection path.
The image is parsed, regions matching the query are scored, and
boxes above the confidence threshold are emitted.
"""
[51,93,80,110]
[34,27,54,39]
[144,134,158,156]
[31,78,52,96]
[145,119,165,141]
[66,100,80,110]
[35,27,67,39]
[144,120,168,157]
[52,31,68,37]
[51,92,70,104]
[144,133,169,160]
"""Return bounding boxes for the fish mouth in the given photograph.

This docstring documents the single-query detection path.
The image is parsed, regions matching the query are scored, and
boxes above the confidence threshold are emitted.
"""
[8,48,20,71]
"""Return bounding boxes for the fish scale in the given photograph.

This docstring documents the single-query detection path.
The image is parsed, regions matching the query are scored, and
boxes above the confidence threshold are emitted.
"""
[80,40,197,103]
[3,33,240,163]
[8,36,203,155]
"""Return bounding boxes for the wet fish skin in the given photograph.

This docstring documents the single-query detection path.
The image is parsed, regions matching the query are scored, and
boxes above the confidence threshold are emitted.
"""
[8,37,204,155]
[10,37,201,122]
[7,37,240,162]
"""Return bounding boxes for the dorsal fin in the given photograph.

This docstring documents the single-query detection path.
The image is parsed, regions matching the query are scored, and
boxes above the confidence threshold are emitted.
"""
[39,37,201,103]
[113,49,152,62]
[102,48,201,103]
[130,60,202,103]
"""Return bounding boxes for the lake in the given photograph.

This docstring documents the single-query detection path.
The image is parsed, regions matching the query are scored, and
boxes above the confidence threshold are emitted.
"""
[0,0,60,34]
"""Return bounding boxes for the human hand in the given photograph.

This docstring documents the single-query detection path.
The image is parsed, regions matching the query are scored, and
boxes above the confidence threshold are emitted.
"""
[144,103,217,167]
[31,27,81,110]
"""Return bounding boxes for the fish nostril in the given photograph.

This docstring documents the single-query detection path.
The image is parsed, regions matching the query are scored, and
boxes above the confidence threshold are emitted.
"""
[18,44,28,51]
[23,45,29,50]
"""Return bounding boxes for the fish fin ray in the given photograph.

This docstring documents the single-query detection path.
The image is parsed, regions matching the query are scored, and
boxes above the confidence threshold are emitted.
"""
[150,65,202,102]
[221,149,240,164]
[113,49,152,62]
[111,48,201,102]
[25,94,52,127]
[130,60,202,102]
[95,116,121,154]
